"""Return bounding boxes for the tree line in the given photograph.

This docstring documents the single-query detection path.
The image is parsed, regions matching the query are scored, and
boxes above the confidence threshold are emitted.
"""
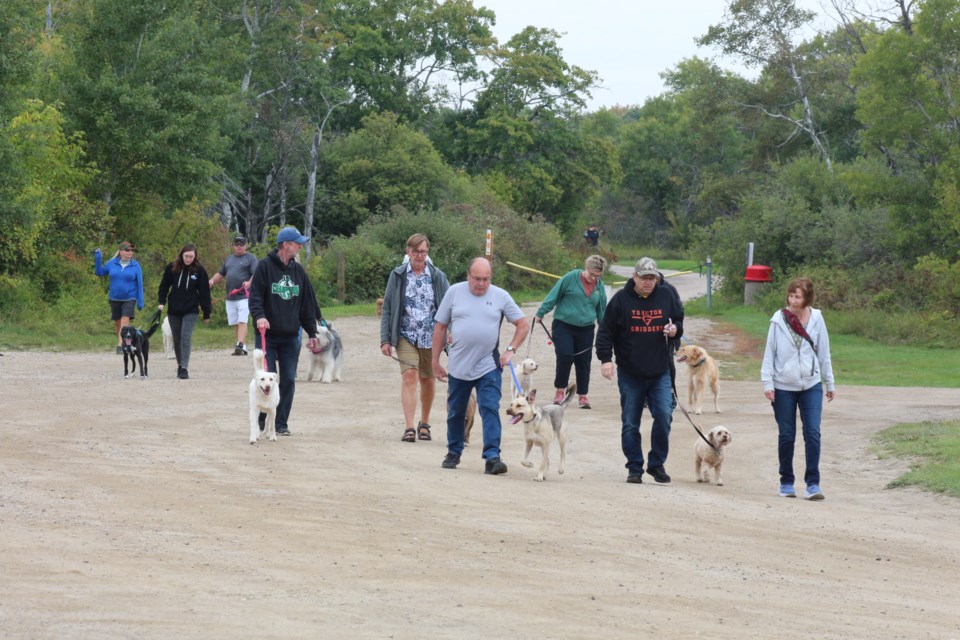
[1,0,958,327]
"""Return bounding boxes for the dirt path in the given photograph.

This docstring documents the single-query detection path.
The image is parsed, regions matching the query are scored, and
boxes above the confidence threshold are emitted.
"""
[2,271,959,639]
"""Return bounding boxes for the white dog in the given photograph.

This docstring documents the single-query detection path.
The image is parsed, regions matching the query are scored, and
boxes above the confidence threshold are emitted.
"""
[306,321,344,383]
[249,349,280,444]
[505,383,575,482]
[694,426,732,486]
[516,357,539,396]
[162,316,175,359]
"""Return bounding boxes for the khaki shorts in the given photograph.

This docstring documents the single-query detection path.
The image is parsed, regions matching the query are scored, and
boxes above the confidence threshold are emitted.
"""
[396,338,433,378]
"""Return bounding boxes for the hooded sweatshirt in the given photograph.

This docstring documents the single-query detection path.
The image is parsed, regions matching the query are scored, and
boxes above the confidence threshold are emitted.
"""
[595,278,684,379]
[248,250,319,339]
[158,262,212,319]
[761,307,835,393]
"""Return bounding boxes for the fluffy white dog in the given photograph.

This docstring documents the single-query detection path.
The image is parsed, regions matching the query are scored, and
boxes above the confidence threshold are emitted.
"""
[516,357,539,396]
[249,349,279,444]
[162,316,175,359]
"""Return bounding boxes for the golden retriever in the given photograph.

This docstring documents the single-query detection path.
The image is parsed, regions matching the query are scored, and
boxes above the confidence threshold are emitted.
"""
[694,426,732,486]
[675,344,720,415]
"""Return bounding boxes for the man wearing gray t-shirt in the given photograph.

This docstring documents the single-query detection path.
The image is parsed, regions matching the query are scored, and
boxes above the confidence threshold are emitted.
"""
[432,258,530,474]
[209,236,258,355]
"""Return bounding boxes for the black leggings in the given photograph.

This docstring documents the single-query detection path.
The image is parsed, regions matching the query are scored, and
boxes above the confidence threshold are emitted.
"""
[550,319,595,395]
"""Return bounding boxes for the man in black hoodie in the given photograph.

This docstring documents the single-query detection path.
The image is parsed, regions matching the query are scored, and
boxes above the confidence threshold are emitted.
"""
[248,227,320,437]
[596,257,684,485]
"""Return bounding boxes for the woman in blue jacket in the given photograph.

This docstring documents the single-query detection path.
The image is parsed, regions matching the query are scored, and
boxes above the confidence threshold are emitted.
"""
[761,276,836,501]
[93,242,145,354]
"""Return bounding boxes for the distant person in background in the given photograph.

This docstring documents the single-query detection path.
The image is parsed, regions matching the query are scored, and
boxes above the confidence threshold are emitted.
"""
[761,276,835,501]
[534,254,607,409]
[158,243,212,380]
[93,242,144,354]
[209,236,258,356]
[380,233,450,443]
[583,224,600,247]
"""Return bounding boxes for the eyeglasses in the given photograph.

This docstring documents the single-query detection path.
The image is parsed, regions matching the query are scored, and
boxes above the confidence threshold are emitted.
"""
[410,249,429,256]
[120,248,134,252]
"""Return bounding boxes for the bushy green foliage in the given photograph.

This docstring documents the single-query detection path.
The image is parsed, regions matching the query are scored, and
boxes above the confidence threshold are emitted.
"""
[309,201,575,305]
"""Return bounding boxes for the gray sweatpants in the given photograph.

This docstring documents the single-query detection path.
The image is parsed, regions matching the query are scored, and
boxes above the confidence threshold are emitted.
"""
[168,312,199,369]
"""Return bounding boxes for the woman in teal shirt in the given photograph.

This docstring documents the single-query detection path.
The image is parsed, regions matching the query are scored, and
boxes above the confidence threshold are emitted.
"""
[534,255,607,409]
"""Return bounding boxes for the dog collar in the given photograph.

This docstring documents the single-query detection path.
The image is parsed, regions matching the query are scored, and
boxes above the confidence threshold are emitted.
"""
[692,357,707,368]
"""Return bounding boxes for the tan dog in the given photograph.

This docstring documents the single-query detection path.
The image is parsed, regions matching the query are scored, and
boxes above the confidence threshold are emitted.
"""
[463,391,478,444]
[505,383,575,481]
[675,344,720,415]
[249,349,280,444]
[694,426,732,486]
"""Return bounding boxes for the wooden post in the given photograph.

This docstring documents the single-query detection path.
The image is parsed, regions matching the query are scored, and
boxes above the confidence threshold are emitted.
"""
[337,251,345,302]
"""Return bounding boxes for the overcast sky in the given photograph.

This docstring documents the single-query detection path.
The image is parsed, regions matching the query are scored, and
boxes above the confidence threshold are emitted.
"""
[475,0,832,111]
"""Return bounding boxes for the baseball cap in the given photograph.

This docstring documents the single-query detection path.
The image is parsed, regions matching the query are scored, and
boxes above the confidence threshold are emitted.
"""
[634,257,658,277]
[233,236,247,245]
[276,227,309,245]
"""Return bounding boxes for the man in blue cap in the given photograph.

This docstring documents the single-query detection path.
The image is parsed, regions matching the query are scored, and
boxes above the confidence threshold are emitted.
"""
[249,226,321,436]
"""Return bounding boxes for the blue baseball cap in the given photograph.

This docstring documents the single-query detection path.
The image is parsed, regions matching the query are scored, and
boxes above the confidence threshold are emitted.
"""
[276,227,309,245]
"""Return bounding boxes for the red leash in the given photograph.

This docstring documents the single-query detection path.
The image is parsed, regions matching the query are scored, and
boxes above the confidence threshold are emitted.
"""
[259,326,269,372]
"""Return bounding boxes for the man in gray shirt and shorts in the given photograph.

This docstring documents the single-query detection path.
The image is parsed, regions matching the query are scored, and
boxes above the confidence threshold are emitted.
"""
[209,236,258,355]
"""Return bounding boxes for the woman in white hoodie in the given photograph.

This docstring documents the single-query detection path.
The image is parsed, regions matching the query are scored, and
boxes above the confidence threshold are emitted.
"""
[761,277,835,501]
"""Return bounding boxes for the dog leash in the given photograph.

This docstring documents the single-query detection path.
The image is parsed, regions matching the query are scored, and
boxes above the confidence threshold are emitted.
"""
[664,319,718,453]
[258,326,269,372]
[536,320,593,357]
[506,360,523,397]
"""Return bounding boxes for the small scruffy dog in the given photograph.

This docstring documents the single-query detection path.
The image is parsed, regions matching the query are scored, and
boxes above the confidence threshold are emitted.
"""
[694,426,732,486]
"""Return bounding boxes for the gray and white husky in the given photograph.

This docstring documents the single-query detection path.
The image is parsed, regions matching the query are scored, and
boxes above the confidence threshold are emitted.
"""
[505,383,576,482]
[306,321,344,383]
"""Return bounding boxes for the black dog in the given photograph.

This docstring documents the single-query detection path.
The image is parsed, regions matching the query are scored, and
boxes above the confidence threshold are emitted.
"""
[120,323,160,379]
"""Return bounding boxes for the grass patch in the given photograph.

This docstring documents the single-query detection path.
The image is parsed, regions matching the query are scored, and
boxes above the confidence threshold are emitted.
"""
[873,421,960,497]
[683,297,960,387]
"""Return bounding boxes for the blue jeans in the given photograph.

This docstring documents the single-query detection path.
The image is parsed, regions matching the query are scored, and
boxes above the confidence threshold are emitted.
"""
[446,368,503,461]
[772,384,823,486]
[168,312,198,369]
[551,319,595,395]
[255,333,300,431]
[617,368,673,474]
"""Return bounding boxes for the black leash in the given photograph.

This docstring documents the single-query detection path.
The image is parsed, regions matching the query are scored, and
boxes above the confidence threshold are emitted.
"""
[535,319,593,357]
[664,321,718,453]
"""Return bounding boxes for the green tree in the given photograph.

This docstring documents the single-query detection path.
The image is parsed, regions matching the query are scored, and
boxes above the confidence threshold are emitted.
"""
[51,0,239,231]
[318,112,467,237]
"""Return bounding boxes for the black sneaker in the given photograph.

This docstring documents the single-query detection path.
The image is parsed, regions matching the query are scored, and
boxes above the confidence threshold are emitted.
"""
[626,474,644,484]
[646,465,671,484]
[177,368,189,380]
[484,457,508,475]
[441,453,460,469]
[258,413,266,432]
[233,342,247,356]
[116,346,123,354]
[276,427,291,436]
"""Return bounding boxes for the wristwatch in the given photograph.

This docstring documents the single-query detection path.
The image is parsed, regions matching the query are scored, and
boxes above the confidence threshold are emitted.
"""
[505,346,515,352]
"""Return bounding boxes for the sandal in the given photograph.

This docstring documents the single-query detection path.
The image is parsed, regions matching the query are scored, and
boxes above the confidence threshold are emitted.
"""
[401,428,416,442]
[417,422,432,441]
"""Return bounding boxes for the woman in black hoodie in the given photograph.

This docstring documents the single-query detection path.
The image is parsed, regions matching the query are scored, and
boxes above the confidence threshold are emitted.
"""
[158,243,212,379]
